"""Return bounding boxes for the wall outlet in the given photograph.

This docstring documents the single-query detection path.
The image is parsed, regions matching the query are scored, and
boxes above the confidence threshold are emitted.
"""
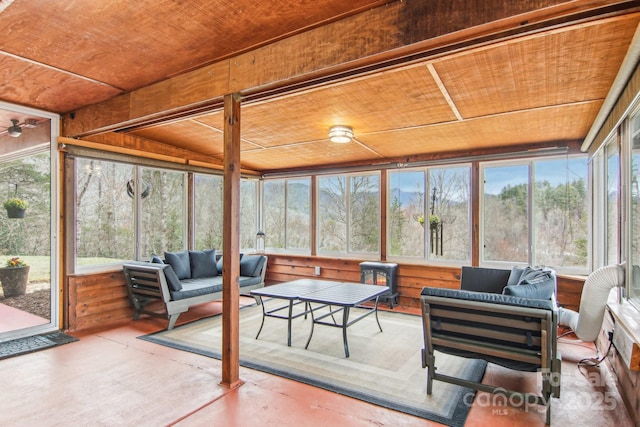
[314,266,321,276]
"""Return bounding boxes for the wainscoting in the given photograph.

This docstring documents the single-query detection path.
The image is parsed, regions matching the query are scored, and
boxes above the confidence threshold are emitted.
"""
[64,254,585,332]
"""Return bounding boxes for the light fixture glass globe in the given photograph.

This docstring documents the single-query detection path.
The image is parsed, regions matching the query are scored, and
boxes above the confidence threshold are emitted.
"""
[7,119,21,137]
[328,125,354,143]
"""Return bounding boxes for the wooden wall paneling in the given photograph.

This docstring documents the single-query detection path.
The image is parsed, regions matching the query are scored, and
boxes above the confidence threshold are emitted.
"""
[62,155,76,329]
[62,255,585,331]
[601,310,640,426]
[67,271,131,332]
[263,253,584,310]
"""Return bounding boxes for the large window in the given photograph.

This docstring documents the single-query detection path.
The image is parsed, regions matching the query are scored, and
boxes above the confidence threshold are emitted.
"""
[318,173,379,255]
[388,166,470,262]
[76,160,260,270]
[388,170,425,258]
[533,158,588,267]
[76,159,135,266]
[76,160,188,268]
[140,167,186,256]
[481,156,588,271]
[483,164,529,263]
[263,178,311,252]
[194,174,224,250]
[607,138,620,265]
[629,112,640,302]
[240,180,258,250]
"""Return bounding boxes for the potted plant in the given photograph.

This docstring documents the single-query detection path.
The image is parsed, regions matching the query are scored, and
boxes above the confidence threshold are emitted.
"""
[0,257,30,297]
[3,198,28,218]
[429,214,440,230]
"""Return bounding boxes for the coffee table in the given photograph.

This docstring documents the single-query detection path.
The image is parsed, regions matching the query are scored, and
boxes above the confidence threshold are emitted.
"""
[251,279,389,357]
[251,279,327,346]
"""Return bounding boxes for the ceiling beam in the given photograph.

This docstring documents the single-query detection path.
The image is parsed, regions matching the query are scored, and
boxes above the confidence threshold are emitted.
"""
[63,132,262,173]
[62,0,640,138]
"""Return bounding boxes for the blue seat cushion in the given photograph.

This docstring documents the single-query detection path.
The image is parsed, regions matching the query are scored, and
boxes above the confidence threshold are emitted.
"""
[421,287,555,310]
[171,279,223,300]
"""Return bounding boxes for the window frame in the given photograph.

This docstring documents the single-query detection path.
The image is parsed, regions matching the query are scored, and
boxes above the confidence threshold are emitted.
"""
[316,171,381,258]
[479,155,589,275]
[261,177,312,254]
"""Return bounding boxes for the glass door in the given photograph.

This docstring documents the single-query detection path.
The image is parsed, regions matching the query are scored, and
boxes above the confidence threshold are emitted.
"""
[0,102,59,341]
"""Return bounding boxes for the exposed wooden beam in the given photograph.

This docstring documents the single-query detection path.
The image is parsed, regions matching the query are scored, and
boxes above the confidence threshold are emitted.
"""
[58,132,265,174]
[220,93,243,389]
[62,0,635,138]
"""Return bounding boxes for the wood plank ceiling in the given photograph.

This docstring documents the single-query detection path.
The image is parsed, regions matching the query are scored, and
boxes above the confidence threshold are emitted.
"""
[0,1,639,173]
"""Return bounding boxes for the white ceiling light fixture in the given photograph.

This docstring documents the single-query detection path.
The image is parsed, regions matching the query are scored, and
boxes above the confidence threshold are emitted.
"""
[328,125,354,143]
[7,119,22,137]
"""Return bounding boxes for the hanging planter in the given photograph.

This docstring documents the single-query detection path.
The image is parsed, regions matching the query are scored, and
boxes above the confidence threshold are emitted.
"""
[429,214,440,230]
[3,198,28,219]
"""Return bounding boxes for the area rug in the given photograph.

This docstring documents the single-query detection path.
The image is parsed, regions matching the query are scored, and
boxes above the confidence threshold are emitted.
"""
[0,331,78,360]
[139,304,486,427]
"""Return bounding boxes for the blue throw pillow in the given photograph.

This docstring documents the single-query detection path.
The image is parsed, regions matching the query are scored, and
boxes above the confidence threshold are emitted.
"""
[506,266,525,286]
[150,254,164,264]
[240,255,263,277]
[502,267,555,300]
[216,253,244,274]
[189,249,218,278]
[163,265,183,292]
[164,250,191,280]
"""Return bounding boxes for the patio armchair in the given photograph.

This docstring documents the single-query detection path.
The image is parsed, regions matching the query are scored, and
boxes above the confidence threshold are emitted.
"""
[420,266,561,425]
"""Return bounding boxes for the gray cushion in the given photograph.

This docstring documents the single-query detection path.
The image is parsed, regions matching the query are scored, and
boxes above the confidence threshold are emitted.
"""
[240,255,264,277]
[151,254,164,264]
[238,275,263,287]
[165,250,191,280]
[216,253,244,274]
[189,249,218,278]
[163,265,183,292]
[502,267,555,300]
[506,266,525,286]
[171,280,222,300]
[421,286,555,310]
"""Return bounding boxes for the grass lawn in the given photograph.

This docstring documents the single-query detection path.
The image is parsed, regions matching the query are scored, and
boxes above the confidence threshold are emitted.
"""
[0,256,123,282]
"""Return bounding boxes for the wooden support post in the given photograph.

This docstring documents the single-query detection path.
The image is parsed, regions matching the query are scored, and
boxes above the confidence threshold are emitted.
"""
[220,93,243,389]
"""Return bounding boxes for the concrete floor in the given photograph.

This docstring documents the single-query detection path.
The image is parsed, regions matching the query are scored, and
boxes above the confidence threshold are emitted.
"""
[0,298,634,426]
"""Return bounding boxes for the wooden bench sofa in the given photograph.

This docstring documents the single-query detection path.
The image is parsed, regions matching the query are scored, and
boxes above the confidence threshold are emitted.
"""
[123,253,267,329]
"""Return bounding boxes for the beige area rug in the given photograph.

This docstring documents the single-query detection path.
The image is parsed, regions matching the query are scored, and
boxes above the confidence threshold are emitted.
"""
[139,303,486,427]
